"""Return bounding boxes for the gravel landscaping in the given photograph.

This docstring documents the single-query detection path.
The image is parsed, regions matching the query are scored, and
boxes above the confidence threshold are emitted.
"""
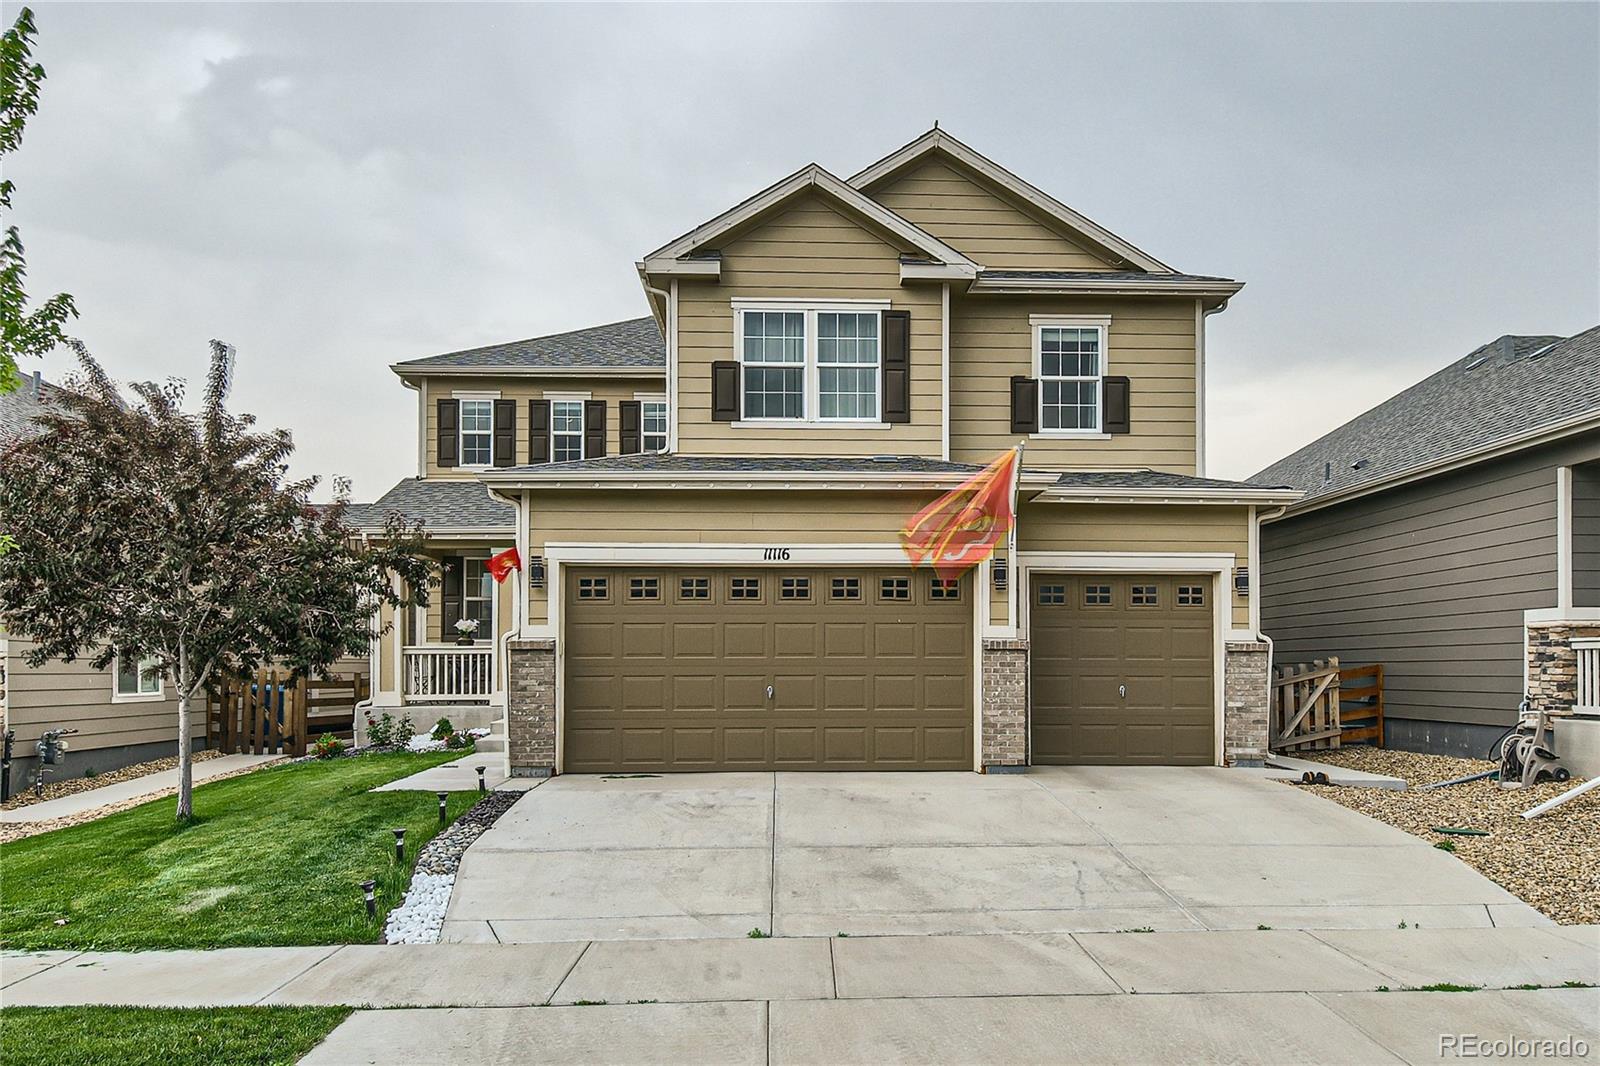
[1,750,225,810]
[383,789,523,944]
[1293,747,1599,925]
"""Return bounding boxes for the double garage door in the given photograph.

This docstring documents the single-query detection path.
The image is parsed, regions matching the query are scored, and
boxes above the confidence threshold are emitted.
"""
[563,567,972,772]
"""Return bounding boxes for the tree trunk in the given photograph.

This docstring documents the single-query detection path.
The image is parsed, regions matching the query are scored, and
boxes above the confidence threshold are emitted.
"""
[175,640,193,821]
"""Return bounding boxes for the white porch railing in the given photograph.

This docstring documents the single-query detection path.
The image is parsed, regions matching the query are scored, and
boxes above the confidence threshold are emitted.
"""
[403,645,495,703]
[1576,638,1600,714]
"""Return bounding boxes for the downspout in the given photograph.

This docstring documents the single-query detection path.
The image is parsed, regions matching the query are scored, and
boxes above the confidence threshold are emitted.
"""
[1196,297,1231,480]
[487,484,527,780]
[1254,503,1290,704]
[641,278,676,453]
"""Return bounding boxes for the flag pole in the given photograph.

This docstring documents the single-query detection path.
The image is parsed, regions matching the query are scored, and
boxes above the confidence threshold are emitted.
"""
[1007,440,1026,631]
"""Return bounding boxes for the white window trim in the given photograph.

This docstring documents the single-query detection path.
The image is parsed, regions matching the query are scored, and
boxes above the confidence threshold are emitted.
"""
[549,398,585,462]
[453,392,500,470]
[1030,314,1111,439]
[111,654,164,703]
[636,394,670,453]
[733,302,888,426]
[458,553,497,644]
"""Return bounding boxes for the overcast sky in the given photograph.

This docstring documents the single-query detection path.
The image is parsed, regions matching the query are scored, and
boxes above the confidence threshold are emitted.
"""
[10,2,1598,498]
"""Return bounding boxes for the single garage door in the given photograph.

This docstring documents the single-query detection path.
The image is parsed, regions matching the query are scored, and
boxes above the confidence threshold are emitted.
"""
[563,567,972,772]
[1030,574,1214,765]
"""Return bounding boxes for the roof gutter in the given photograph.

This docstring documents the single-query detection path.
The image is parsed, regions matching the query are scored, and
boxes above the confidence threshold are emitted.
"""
[391,364,666,379]
[1034,486,1301,506]
[477,469,1064,491]
[968,277,1245,299]
[1268,408,1600,522]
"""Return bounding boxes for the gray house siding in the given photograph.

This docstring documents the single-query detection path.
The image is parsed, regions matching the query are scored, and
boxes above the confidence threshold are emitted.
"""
[1260,434,1600,756]
[1574,460,1600,606]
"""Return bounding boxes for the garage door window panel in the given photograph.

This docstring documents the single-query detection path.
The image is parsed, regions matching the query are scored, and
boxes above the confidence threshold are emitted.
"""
[830,576,861,601]
[677,576,711,602]
[628,576,660,601]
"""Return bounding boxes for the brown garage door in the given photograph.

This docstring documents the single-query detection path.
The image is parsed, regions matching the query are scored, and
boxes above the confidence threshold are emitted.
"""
[1030,574,1214,765]
[563,567,972,772]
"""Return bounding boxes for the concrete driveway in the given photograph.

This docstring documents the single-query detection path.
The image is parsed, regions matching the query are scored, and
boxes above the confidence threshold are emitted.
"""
[442,766,1548,943]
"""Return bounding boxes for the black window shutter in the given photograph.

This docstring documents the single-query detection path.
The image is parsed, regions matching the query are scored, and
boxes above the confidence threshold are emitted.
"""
[1009,376,1039,434]
[711,361,740,422]
[441,554,463,635]
[528,400,550,464]
[1103,376,1132,435]
[584,400,607,458]
[881,310,911,424]
[492,399,516,467]
[436,399,460,467]
[618,400,642,454]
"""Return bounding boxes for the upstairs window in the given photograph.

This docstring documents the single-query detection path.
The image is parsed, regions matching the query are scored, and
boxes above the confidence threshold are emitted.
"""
[741,311,805,419]
[736,305,885,423]
[817,312,879,419]
[1035,323,1105,433]
[551,401,584,462]
[459,399,494,466]
[642,400,669,452]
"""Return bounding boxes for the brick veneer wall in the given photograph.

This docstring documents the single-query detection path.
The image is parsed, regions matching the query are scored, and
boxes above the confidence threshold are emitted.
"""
[507,638,556,777]
[1527,622,1600,717]
[1224,641,1270,766]
[981,638,1029,769]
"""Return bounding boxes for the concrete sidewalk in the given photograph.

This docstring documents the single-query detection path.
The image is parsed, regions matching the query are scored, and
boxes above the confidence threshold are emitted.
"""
[0,754,283,824]
[3,928,1594,1063]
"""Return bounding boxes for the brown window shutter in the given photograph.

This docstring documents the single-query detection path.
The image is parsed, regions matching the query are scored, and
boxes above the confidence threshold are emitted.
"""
[711,361,740,422]
[1103,376,1132,435]
[618,400,642,454]
[1009,376,1039,434]
[584,400,607,458]
[436,399,460,467]
[881,310,911,424]
[527,400,550,464]
[492,399,517,467]
[441,554,464,634]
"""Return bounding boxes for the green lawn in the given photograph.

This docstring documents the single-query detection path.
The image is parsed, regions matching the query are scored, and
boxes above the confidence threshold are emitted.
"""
[0,750,477,950]
[0,1007,351,1066]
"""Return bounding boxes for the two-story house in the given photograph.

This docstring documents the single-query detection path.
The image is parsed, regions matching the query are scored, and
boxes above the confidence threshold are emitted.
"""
[352,129,1299,774]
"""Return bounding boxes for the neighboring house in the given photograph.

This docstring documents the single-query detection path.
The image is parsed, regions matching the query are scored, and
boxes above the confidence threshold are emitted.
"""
[1251,329,1600,769]
[1,373,199,787]
[355,128,1299,774]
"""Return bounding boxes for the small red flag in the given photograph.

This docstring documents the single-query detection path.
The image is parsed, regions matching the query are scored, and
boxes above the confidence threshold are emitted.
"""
[486,547,522,584]
[900,448,1021,582]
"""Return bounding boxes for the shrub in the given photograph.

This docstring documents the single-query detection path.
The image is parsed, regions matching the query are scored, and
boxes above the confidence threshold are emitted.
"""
[393,715,415,749]
[431,717,454,741]
[365,713,396,748]
[312,735,345,760]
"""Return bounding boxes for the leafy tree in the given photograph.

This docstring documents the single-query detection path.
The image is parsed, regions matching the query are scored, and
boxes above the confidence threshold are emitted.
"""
[1,6,77,393]
[0,340,433,819]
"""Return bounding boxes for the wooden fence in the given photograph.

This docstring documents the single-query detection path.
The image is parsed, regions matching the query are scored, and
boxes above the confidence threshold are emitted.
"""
[1337,663,1385,747]
[208,670,369,757]
[1271,658,1342,752]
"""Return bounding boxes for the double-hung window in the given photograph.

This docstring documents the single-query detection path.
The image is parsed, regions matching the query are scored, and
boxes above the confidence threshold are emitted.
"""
[737,304,883,423]
[642,400,668,452]
[1034,320,1107,433]
[114,654,162,700]
[551,400,584,462]
[462,557,494,635]
[459,399,494,465]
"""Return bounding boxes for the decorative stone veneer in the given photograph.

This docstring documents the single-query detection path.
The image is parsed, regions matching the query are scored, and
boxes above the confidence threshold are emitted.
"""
[1527,622,1600,718]
[1223,641,1270,767]
[506,639,556,777]
[981,638,1029,769]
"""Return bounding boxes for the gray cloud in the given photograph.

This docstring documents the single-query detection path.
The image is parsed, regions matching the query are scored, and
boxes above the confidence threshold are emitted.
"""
[12,2,1597,495]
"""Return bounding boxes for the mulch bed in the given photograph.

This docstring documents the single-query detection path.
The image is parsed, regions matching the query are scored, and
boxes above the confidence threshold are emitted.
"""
[1291,747,1599,925]
[1,750,225,811]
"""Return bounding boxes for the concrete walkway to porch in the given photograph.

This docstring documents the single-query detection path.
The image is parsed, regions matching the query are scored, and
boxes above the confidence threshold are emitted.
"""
[3,927,1595,1063]
[0,753,284,824]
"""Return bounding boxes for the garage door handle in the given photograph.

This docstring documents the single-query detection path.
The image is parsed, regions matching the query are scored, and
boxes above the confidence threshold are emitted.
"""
[766,685,774,700]
[1119,685,1126,699]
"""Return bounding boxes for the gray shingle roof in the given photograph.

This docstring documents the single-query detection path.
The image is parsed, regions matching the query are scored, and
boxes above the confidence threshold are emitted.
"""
[0,375,61,444]
[394,317,666,372]
[493,454,986,476]
[979,270,1238,284]
[343,478,515,531]
[1250,327,1600,505]
[1053,470,1291,492]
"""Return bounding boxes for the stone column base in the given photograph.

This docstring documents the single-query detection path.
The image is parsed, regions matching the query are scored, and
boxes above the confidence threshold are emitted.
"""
[1527,622,1600,718]
[507,639,556,776]
[981,638,1029,770]
[1224,641,1270,767]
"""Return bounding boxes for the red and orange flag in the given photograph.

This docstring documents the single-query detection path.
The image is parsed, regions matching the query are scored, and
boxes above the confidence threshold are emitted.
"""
[900,447,1021,582]
[486,547,522,584]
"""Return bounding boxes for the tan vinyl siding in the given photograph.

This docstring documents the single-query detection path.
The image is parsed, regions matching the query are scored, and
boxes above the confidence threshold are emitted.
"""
[1259,443,1589,730]
[2,638,196,752]
[1574,459,1600,606]
[1018,501,1250,629]
[675,191,943,457]
[867,157,1116,271]
[420,374,665,478]
[949,294,1197,472]
[524,489,942,626]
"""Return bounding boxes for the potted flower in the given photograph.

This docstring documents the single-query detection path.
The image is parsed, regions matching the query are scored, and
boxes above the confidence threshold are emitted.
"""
[453,618,480,646]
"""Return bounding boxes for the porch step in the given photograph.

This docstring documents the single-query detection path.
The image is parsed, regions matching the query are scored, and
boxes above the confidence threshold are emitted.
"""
[474,717,509,755]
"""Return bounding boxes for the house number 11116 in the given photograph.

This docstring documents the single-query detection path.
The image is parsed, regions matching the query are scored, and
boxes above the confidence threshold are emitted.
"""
[761,547,792,561]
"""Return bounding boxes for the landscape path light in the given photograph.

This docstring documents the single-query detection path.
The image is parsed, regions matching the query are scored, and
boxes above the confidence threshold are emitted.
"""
[392,828,406,862]
[476,765,487,793]
[360,879,377,919]
[437,791,448,826]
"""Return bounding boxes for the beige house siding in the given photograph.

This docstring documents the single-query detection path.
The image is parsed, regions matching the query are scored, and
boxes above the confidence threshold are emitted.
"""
[675,191,944,458]
[2,637,197,754]
[1018,501,1251,629]
[949,294,1197,472]
[418,374,665,478]
[865,157,1116,271]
